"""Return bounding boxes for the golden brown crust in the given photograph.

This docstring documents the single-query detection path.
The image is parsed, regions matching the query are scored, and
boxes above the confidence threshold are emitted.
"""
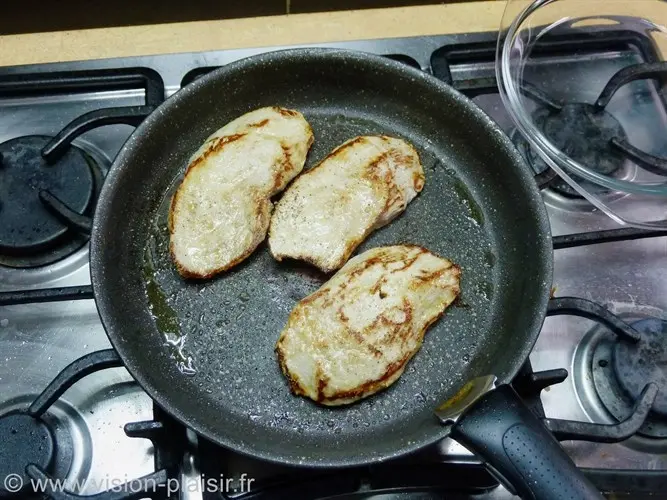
[327,136,366,157]
[248,118,270,128]
[275,107,299,117]
[277,245,461,405]
[185,133,246,175]
[311,350,416,405]
[336,308,385,359]
[295,136,368,184]
[410,262,459,289]
[276,339,305,396]
[272,142,293,192]
[269,136,424,273]
[413,171,425,191]
[169,132,249,278]
[315,363,330,402]
[169,193,271,280]
[169,108,312,279]
[167,187,178,234]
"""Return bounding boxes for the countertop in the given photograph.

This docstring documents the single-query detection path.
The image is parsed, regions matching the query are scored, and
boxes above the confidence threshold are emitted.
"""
[0,2,506,67]
[0,1,663,68]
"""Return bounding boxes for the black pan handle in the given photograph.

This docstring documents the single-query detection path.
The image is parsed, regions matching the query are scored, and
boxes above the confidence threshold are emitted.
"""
[450,385,604,500]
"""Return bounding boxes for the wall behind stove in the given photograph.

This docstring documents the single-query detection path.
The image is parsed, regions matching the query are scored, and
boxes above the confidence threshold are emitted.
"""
[0,0,496,35]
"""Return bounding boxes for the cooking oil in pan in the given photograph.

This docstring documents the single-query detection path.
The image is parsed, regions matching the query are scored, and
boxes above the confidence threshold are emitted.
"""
[451,177,484,227]
[143,210,197,376]
[143,246,179,335]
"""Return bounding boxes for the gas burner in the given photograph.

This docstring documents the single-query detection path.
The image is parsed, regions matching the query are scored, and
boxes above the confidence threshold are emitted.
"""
[0,413,55,496]
[0,396,94,491]
[512,103,633,199]
[588,318,667,440]
[0,135,102,268]
[613,319,667,418]
[0,409,77,496]
[511,61,667,203]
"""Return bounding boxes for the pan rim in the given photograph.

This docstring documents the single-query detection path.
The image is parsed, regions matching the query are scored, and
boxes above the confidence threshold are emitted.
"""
[90,47,553,468]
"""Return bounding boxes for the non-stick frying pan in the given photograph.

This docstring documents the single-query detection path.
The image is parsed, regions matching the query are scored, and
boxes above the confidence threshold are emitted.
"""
[91,49,602,499]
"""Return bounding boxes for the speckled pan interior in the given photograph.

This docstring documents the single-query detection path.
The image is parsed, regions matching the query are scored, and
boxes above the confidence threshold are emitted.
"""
[90,48,553,467]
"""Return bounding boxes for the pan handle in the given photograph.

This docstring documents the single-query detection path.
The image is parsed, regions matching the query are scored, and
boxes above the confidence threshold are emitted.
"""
[449,384,604,500]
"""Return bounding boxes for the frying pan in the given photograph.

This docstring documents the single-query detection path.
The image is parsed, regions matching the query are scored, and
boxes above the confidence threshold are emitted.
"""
[91,48,602,499]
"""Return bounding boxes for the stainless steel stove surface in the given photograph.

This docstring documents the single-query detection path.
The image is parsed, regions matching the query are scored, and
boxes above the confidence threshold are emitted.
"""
[1,23,667,500]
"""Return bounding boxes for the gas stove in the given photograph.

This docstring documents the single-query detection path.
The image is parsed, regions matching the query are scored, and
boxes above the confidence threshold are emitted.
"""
[1,25,667,500]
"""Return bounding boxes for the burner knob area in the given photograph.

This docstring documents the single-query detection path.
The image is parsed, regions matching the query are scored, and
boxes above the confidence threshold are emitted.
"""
[0,412,55,495]
[614,319,667,418]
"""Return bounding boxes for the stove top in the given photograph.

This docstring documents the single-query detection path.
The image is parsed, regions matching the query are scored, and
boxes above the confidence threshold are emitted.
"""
[1,23,667,500]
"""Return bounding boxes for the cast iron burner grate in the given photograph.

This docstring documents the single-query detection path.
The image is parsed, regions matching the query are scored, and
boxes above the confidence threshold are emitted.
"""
[0,67,164,269]
[512,62,667,198]
[512,104,628,198]
[0,350,170,500]
[593,318,667,439]
[0,135,101,268]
